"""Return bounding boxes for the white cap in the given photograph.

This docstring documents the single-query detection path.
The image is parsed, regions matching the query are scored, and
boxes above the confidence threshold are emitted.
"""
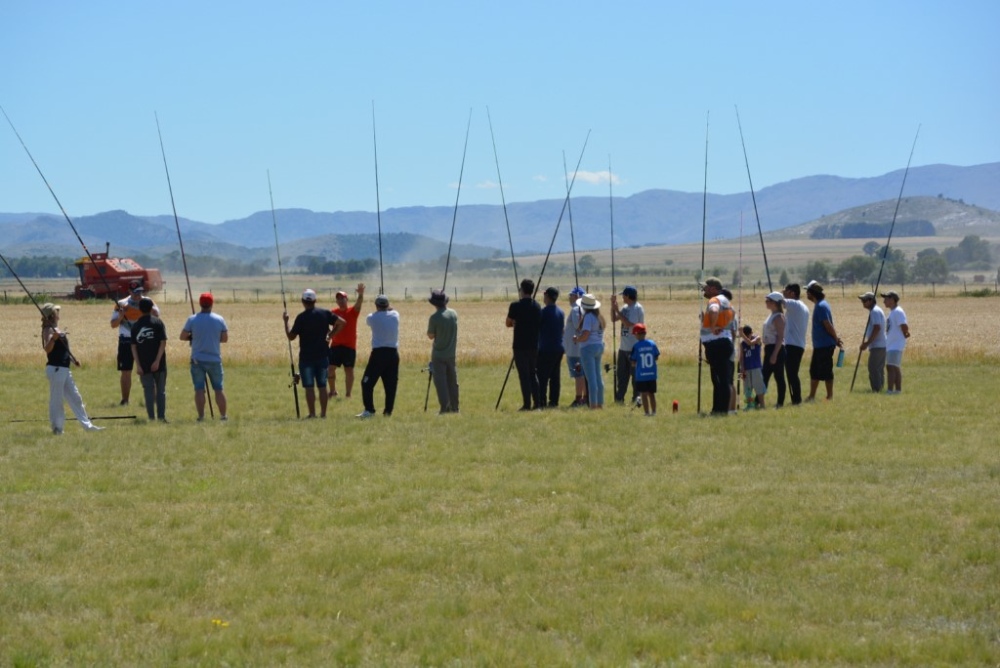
[301,288,317,302]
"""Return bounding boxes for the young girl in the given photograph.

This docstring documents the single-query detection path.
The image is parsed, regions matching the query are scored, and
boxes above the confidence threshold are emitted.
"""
[41,303,103,434]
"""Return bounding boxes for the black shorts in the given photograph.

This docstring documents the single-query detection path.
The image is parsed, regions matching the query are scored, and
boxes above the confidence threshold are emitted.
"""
[635,379,657,394]
[117,337,134,371]
[810,346,835,381]
[328,345,356,368]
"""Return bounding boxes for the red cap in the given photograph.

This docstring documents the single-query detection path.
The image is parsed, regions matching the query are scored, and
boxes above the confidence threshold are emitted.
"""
[199,292,214,307]
[631,323,647,335]
[335,290,349,299]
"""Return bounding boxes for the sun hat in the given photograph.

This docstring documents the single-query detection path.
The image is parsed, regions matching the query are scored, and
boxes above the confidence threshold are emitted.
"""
[301,288,317,302]
[41,303,60,320]
[428,289,448,306]
[766,291,785,303]
[701,277,723,290]
[199,292,214,307]
[579,293,600,310]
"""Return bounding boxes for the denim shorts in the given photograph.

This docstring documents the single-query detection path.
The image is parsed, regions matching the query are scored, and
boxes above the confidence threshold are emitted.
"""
[566,356,584,378]
[299,359,330,388]
[190,360,224,391]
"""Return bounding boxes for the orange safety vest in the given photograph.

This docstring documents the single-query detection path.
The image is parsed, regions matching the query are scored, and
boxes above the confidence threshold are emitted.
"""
[701,296,734,334]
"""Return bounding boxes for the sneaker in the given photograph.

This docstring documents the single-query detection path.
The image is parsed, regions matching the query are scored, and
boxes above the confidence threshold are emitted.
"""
[52,427,63,435]
[119,399,129,406]
[158,418,169,424]
[84,423,104,432]
[634,397,643,407]
[220,415,228,421]
[197,416,205,422]
[356,410,375,419]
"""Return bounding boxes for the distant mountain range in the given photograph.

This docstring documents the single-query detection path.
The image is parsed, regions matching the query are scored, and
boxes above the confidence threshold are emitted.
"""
[1,162,997,262]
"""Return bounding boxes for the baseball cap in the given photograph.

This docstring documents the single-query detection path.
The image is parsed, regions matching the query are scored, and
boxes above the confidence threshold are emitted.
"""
[880,290,900,301]
[375,294,390,308]
[766,291,785,303]
[621,285,637,299]
[199,292,214,307]
[301,288,317,302]
[130,281,144,294]
[569,286,585,297]
[858,291,876,301]
[335,290,349,299]
[631,323,646,335]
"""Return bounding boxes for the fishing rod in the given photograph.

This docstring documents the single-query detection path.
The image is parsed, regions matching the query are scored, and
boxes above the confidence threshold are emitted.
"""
[1,105,117,297]
[268,170,301,419]
[697,111,709,415]
[496,130,591,410]
[371,102,385,295]
[734,105,773,291]
[850,125,920,393]
[9,415,137,423]
[608,155,618,400]
[737,210,745,407]
[441,108,472,292]
[563,151,579,288]
[155,112,213,417]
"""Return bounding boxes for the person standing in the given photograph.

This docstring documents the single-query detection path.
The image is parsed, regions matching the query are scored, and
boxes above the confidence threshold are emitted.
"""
[782,283,810,405]
[536,286,565,409]
[882,290,911,394]
[284,288,344,419]
[426,289,459,414]
[563,286,588,407]
[41,303,103,434]
[611,285,645,406]
[110,280,160,406]
[700,277,735,415]
[805,282,843,401]
[506,278,542,411]
[858,291,886,392]
[358,294,400,418]
[329,283,365,398]
[180,292,230,421]
[761,291,787,408]
[574,293,606,409]
[131,297,168,422]
[629,323,660,416]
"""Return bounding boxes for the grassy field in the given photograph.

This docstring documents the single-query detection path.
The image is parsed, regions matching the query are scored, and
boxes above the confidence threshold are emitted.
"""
[1,293,999,664]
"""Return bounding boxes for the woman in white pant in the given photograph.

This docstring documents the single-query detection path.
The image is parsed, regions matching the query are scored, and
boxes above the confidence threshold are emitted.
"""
[41,303,102,434]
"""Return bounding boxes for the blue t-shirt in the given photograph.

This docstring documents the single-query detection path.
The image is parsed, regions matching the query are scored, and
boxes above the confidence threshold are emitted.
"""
[811,299,837,348]
[538,304,565,354]
[741,339,762,371]
[630,339,660,381]
[183,311,228,363]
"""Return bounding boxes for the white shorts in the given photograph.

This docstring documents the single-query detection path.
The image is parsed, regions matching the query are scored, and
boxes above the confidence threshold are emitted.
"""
[745,368,766,396]
[886,350,904,367]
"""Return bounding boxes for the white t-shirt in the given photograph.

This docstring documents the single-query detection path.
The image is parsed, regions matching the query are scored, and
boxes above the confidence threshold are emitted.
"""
[563,303,582,357]
[617,301,645,352]
[865,307,887,349]
[783,299,810,348]
[886,306,908,351]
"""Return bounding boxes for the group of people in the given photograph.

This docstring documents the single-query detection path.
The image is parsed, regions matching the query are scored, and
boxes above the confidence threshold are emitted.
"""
[702,277,912,416]
[506,279,660,414]
[40,275,912,433]
[42,281,229,433]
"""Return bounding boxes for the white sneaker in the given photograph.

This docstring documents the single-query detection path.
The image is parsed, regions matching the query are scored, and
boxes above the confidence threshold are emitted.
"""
[356,410,375,419]
[84,423,104,432]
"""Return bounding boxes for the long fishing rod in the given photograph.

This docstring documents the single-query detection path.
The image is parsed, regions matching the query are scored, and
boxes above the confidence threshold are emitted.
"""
[268,170,301,419]
[441,108,472,292]
[1,250,80,365]
[735,105,773,291]
[608,155,618,400]
[9,415,137,423]
[697,112,709,415]
[564,151,579,287]
[850,125,920,393]
[737,210,744,406]
[1,105,117,297]
[496,130,591,410]
[371,101,385,295]
[487,107,518,290]
[155,112,213,417]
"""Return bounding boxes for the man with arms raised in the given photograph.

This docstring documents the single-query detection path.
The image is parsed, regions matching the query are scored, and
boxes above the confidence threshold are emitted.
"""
[329,283,364,399]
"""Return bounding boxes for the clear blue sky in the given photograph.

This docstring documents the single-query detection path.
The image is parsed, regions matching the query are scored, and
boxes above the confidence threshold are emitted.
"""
[2,0,997,224]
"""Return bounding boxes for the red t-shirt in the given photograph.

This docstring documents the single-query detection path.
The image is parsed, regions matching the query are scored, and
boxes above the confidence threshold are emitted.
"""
[330,306,360,349]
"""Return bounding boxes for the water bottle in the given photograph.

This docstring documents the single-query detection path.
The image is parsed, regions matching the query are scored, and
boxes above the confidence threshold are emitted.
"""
[836,348,845,368]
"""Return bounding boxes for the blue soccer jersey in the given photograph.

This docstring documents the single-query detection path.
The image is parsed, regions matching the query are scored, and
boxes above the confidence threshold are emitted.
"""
[630,339,660,382]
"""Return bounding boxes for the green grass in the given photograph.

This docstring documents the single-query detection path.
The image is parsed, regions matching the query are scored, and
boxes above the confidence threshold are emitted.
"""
[1,361,998,665]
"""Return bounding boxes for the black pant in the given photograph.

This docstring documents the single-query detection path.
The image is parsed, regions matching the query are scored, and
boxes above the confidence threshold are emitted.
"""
[361,347,399,415]
[513,349,541,409]
[784,345,804,405]
[762,344,787,407]
[536,350,563,407]
[703,339,734,415]
[614,349,636,403]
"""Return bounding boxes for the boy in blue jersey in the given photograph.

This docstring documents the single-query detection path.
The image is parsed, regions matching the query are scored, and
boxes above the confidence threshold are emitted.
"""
[739,324,766,409]
[628,323,660,416]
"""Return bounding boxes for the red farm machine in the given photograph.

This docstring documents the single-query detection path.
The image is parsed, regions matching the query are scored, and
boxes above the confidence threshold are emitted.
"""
[73,244,163,300]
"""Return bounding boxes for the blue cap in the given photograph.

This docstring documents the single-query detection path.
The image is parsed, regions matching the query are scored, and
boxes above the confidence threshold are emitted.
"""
[569,286,585,297]
[622,285,638,299]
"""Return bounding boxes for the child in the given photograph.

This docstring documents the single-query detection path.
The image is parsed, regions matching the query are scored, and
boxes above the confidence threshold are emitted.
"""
[629,323,660,416]
[739,324,767,409]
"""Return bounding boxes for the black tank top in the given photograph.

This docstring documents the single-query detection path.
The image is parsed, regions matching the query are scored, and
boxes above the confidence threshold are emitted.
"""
[46,332,71,367]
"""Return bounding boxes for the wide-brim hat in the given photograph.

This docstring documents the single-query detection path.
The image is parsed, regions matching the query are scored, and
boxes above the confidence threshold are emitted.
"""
[579,293,601,310]
[41,303,60,319]
[428,289,448,306]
